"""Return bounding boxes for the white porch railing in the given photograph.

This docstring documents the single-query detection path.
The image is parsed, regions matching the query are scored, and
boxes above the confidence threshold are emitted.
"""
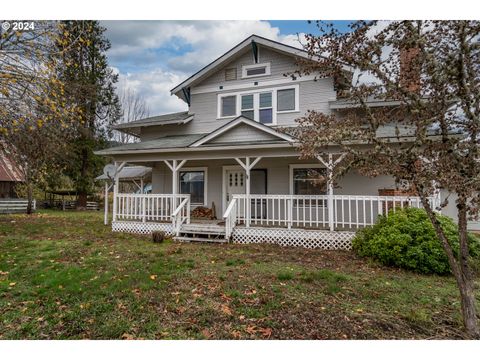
[223,194,439,235]
[172,195,191,236]
[114,193,190,223]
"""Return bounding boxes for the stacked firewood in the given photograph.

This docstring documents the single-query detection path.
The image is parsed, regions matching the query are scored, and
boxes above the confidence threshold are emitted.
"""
[191,203,217,220]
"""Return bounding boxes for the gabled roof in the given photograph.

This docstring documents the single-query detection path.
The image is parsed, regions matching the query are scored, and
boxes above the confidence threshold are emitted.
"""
[189,116,294,147]
[94,134,207,156]
[113,111,193,136]
[0,147,23,182]
[171,34,354,102]
[96,166,152,181]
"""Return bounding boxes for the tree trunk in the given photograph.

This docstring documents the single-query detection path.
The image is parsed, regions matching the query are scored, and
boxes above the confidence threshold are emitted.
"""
[26,182,34,215]
[456,200,480,338]
[77,147,89,208]
[419,191,479,338]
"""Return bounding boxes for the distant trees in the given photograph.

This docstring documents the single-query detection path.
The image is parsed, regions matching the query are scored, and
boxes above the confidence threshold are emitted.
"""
[115,88,149,144]
[0,21,80,213]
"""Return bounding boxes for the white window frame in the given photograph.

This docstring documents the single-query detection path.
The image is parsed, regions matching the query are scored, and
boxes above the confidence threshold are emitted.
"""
[219,95,237,119]
[241,62,271,79]
[178,167,208,207]
[216,85,299,124]
[288,164,327,195]
[240,93,255,120]
[277,87,299,114]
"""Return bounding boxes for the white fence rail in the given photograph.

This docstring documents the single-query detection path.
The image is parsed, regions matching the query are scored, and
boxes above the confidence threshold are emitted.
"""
[0,199,36,214]
[114,193,190,223]
[223,194,438,235]
[172,196,191,236]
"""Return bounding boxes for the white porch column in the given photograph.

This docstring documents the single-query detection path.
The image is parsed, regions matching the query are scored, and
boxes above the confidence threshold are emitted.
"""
[111,161,126,223]
[317,153,346,231]
[104,182,109,225]
[235,156,262,228]
[164,159,187,209]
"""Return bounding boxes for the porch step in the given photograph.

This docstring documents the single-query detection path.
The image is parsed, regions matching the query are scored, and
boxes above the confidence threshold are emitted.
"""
[180,224,226,236]
[174,236,228,244]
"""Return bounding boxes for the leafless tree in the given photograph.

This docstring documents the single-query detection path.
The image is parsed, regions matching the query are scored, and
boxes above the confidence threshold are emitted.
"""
[114,87,149,143]
[291,20,480,338]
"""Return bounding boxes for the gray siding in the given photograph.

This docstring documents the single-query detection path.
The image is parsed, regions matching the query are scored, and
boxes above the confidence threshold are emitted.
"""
[208,123,280,144]
[200,46,296,87]
[140,78,335,141]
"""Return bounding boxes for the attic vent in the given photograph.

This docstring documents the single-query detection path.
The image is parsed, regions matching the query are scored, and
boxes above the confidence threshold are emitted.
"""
[225,68,237,81]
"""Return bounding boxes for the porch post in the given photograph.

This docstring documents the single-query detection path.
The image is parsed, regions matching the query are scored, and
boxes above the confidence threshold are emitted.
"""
[327,154,335,231]
[112,162,119,222]
[164,159,187,209]
[235,156,262,228]
[104,182,109,225]
[111,161,126,223]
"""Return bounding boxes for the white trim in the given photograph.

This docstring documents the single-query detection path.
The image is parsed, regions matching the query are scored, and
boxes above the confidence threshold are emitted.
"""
[190,117,294,147]
[178,166,208,207]
[241,62,271,79]
[190,74,319,95]
[216,84,299,123]
[288,163,326,195]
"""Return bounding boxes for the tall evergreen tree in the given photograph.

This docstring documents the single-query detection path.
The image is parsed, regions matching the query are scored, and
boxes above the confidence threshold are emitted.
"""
[57,21,121,207]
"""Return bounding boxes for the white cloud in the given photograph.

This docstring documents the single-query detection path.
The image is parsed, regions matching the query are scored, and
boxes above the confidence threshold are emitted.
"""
[104,20,307,117]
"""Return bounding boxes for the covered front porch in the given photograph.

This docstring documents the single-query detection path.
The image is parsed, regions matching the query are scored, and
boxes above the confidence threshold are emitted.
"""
[106,153,440,249]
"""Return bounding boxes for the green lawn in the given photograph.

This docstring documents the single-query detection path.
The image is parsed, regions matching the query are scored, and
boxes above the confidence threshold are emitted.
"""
[0,210,477,339]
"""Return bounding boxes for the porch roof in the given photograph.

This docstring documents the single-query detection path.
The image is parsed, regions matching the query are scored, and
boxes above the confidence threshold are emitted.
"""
[95,166,152,181]
[112,111,194,136]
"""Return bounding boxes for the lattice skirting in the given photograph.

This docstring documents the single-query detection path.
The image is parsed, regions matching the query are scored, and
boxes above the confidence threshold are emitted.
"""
[112,221,174,236]
[232,227,355,250]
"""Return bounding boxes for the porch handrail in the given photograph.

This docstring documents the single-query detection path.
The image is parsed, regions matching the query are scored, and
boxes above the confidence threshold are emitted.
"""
[231,193,437,230]
[114,193,189,223]
[223,197,238,239]
[171,195,191,236]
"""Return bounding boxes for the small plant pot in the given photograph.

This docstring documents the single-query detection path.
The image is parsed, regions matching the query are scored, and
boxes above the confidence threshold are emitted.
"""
[152,230,165,243]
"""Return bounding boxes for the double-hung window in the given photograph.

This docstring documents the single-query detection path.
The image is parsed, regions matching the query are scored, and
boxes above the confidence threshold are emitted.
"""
[179,169,207,205]
[241,94,254,120]
[291,166,327,207]
[218,85,298,123]
[259,92,273,124]
[221,95,236,117]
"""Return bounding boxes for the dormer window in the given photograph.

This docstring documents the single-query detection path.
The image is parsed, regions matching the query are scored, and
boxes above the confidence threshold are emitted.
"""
[242,63,271,79]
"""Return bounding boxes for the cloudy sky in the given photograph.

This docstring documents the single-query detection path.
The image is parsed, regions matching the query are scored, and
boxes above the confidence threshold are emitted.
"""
[102,20,353,117]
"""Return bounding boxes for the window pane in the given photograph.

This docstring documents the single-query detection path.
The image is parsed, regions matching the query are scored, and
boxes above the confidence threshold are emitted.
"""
[241,94,253,110]
[293,168,326,195]
[246,67,266,76]
[259,92,272,108]
[241,110,254,120]
[180,171,205,204]
[259,109,272,124]
[277,88,295,111]
[221,96,236,117]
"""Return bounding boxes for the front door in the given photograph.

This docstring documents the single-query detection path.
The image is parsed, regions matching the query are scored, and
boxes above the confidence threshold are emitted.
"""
[225,169,246,204]
[224,168,267,217]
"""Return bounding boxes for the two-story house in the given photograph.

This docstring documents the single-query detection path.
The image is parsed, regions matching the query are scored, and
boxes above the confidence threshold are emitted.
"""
[96,34,465,249]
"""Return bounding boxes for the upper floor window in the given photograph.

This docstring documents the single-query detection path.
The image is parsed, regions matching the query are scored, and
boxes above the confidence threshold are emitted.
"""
[241,62,271,79]
[277,88,296,112]
[221,95,236,117]
[217,85,299,124]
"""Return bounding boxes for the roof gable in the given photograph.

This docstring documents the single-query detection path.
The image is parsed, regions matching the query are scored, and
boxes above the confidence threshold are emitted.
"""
[189,116,293,147]
[170,34,353,102]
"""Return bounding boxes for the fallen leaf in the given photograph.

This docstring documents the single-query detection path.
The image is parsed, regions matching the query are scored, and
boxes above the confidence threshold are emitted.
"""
[231,330,242,339]
[201,329,211,338]
[8,282,16,286]
[258,327,272,338]
[245,325,257,335]
[221,304,233,316]
[121,333,135,340]
[150,275,157,280]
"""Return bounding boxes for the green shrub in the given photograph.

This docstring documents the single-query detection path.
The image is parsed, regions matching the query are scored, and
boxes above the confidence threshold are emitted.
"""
[352,207,480,275]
